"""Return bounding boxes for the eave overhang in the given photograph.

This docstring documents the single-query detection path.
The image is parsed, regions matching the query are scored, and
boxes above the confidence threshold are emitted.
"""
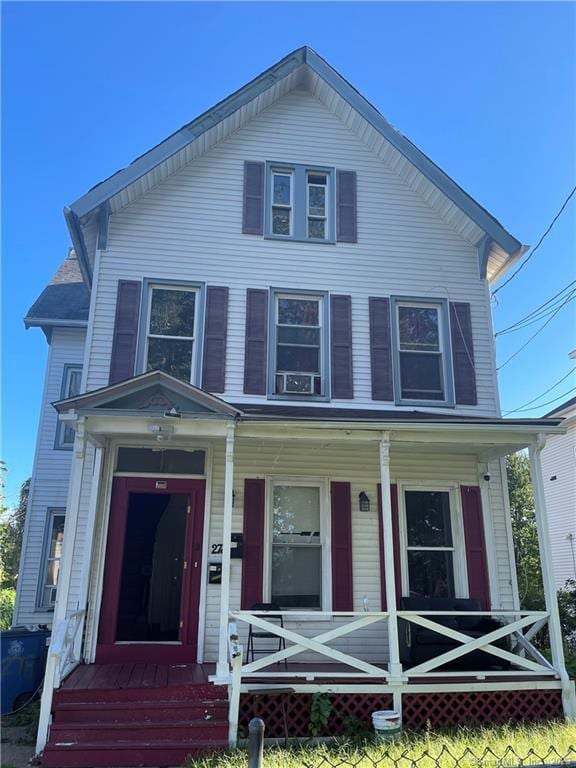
[66,46,525,286]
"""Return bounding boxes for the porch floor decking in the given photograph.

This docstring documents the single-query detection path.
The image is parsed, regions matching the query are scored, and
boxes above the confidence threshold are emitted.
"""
[61,662,216,691]
[61,661,558,691]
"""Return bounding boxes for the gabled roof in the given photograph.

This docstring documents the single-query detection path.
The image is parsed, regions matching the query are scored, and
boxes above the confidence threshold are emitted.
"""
[24,249,90,330]
[545,395,576,419]
[53,369,241,418]
[66,46,526,287]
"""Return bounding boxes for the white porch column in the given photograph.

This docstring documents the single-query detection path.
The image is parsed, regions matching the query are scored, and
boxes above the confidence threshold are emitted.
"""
[529,435,576,720]
[36,417,87,754]
[217,421,236,679]
[379,432,402,681]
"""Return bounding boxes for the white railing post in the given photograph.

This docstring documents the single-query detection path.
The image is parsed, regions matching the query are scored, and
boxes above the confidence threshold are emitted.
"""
[529,436,576,720]
[228,621,243,748]
[379,432,402,680]
[36,419,87,755]
[217,422,236,680]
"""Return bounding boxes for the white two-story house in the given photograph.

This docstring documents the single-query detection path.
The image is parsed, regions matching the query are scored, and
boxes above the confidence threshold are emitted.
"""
[15,47,575,767]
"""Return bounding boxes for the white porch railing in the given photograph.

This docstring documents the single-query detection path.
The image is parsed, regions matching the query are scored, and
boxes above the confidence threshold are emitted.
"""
[36,610,86,754]
[397,610,556,678]
[230,610,390,679]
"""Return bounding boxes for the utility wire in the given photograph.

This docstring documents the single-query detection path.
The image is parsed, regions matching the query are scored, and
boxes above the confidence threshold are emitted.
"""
[496,291,576,336]
[495,281,576,336]
[492,185,576,296]
[504,366,576,415]
[496,289,575,370]
[508,386,576,413]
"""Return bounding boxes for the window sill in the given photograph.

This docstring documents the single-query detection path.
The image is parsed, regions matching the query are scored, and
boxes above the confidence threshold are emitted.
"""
[264,234,337,245]
[268,393,330,402]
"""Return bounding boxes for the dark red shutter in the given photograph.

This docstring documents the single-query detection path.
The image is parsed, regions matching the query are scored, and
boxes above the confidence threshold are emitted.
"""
[202,286,228,393]
[377,484,402,609]
[369,297,394,401]
[242,161,265,235]
[109,280,141,385]
[450,302,477,405]
[461,485,490,610]
[330,482,354,611]
[241,479,265,609]
[330,295,354,399]
[336,170,357,243]
[244,289,268,394]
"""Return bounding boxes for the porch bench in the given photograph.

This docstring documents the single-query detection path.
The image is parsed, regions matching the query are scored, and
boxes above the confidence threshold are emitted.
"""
[399,597,511,671]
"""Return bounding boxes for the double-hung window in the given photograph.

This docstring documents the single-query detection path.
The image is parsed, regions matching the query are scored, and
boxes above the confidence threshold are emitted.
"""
[144,285,198,384]
[273,293,326,397]
[269,481,326,610]
[56,365,82,448]
[401,488,466,599]
[393,299,453,405]
[38,509,65,610]
[267,164,335,242]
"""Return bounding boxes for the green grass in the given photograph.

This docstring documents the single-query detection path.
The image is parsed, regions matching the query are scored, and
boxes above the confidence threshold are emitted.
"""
[185,721,576,767]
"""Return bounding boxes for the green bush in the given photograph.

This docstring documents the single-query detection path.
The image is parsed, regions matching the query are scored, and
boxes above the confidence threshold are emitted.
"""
[0,587,15,630]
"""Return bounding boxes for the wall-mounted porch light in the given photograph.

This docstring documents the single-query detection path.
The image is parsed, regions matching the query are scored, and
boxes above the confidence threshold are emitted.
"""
[359,491,370,512]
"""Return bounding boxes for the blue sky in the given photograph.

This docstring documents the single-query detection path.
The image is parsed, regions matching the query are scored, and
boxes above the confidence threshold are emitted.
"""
[2,1,575,507]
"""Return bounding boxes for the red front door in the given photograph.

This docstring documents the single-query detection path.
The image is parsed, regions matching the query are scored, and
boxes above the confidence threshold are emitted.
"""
[96,477,205,663]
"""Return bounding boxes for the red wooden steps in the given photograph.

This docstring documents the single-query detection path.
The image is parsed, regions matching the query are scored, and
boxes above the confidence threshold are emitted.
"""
[42,664,228,767]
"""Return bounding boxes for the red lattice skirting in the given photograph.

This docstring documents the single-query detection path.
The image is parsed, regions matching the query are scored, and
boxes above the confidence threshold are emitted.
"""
[239,690,563,739]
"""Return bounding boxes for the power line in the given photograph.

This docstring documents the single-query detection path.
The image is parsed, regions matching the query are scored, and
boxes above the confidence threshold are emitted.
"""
[492,185,576,296]
[495,281,576,336]
[496,289,575,370]
[496,291,576,336]
[504,366,576,415]
[508,386,576,413]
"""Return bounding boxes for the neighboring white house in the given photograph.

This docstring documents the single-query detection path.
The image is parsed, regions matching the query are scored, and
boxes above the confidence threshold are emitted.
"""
[14,47,575,768]
[541,385,576,589]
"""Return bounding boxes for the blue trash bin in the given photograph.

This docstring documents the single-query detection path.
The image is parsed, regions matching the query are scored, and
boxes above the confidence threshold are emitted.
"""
[1,627,50,715]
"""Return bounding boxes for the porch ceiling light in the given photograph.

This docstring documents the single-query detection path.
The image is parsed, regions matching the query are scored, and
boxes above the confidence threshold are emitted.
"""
[359,491,370,512]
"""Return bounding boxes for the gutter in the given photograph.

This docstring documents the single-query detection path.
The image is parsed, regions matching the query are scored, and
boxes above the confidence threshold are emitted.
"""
[24,318,88,330]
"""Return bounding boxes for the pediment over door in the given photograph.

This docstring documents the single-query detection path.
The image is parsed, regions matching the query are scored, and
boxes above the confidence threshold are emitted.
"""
[53,370,241,419]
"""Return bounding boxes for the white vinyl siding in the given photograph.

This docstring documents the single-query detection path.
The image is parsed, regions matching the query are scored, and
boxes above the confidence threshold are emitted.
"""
[541,418,576,589]
[13,327,86,626]
[85,90,499,416]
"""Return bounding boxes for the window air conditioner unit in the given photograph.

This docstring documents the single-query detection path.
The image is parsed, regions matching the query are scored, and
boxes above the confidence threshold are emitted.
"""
[277,373,316,394]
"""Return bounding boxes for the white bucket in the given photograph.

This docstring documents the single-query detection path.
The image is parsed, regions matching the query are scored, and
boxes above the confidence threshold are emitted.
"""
[371,710,401,741]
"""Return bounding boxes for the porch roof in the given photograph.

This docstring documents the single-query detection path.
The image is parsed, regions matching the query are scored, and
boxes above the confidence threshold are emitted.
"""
[232,403,562,429]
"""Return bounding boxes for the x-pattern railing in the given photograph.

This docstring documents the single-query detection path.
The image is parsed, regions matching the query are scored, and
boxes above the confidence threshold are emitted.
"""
[397,610,555,677]
[230,610,390,678]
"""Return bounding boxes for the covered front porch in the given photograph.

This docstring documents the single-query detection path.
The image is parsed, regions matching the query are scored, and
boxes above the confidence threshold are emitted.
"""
[37,372,575,757]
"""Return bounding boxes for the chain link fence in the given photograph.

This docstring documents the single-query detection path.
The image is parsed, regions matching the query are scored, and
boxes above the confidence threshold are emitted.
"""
[246,719,576,768]
[300,745,576,768]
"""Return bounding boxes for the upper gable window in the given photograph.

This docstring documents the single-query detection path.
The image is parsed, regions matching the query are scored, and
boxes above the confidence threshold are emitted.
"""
[392,298,454,406]
[145,285,199,383]
[266,164,335,243]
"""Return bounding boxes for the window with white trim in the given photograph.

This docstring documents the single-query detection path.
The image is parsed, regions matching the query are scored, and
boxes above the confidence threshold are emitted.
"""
[56,366,82,448]
[395,300,450,403]
[145,285,198,383]
[266,164,334,242]
[401,488,467,599]
[274,294,324,396]
[268,481,327,610]
[38,510,65,610]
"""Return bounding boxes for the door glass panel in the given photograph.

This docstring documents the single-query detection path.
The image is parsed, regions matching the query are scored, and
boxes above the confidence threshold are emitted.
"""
[116,493,187,642]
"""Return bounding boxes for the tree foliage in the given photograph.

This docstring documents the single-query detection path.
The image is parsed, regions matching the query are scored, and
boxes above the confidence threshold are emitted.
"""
[506,452,545,610]
[0,477,30,590]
